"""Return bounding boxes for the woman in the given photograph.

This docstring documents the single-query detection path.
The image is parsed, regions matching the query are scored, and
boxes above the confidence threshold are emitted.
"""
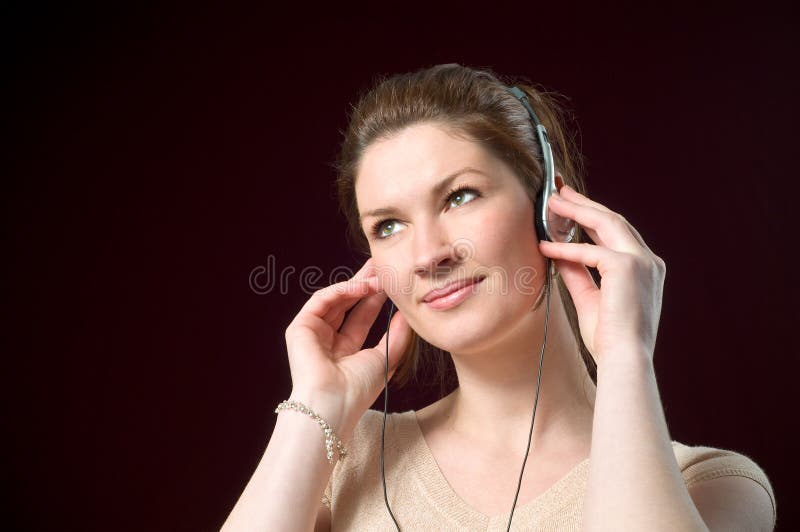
[223,64,776,531]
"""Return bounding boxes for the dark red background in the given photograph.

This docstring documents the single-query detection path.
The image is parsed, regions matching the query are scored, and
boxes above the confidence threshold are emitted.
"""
[5,3,797,530]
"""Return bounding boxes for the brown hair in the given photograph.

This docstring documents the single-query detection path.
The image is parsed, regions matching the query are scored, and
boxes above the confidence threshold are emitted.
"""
[334,63,596,397]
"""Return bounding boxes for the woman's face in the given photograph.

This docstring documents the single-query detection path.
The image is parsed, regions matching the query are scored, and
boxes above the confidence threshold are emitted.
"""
[355,122,548,355]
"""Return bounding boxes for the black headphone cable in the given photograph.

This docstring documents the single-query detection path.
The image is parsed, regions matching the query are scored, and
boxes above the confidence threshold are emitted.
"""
[381,299,401,529]
[506,256,551,531]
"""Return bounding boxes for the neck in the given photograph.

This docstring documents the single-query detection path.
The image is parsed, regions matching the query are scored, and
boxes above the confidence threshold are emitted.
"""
[438,282,596,456]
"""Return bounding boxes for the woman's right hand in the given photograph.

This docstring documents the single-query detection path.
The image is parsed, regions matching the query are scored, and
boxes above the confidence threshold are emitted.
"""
[283,258,412,432]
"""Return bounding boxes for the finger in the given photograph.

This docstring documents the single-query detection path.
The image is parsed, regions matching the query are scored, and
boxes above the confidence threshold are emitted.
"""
[321,258,380,324]
[372,308,412,377]
[552,258,598,311]
[560,186,652,253]
[559,184,613,213]
[323,280,373,327]
[328,307,347,332]
[539,240,621,276]
[547,194,642,254]
[300,275,382,320]
[336,288,389,353]
[353,257,378,279]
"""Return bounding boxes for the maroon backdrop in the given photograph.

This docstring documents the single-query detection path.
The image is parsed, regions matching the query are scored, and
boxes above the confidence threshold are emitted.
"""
[5,3,797,530]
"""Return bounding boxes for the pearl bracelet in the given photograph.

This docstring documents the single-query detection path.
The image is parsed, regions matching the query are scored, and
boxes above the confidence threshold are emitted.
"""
[274,399,348,464]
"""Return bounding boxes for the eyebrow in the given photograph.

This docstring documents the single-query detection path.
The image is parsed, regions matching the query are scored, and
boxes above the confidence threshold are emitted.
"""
[359,166,489,223]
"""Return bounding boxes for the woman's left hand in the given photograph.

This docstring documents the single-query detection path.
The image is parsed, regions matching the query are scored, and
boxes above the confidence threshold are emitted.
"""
[538,184,666,366]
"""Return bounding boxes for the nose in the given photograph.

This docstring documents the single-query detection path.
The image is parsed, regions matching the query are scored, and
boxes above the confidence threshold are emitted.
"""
[412,222,462,277]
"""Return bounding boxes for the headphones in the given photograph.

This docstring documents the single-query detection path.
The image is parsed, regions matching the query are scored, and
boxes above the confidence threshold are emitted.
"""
[508,86,577,245]
[379,85,575,531]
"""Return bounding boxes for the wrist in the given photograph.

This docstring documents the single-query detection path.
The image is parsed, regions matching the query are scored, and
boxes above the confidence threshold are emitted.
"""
[287,388,356,441]
[596,345,654,379]
[275,398,348,464]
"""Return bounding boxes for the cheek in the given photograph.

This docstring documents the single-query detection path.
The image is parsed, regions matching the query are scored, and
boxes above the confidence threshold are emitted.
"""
[470,200,536,257]
[370,255,411,299]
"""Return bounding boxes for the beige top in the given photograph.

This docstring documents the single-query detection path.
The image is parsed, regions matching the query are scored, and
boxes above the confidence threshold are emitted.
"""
[324,409,776,531]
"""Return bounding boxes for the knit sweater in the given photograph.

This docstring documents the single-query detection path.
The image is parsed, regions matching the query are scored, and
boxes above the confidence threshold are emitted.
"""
[323,409,776,531]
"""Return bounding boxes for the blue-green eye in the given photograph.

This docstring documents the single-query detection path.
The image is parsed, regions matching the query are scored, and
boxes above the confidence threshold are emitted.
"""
[375,220,403,239]
[369,185,481,240]
[448,187,478,208]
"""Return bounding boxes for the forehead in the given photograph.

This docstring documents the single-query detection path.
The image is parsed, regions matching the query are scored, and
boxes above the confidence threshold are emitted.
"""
[355,122,501,211]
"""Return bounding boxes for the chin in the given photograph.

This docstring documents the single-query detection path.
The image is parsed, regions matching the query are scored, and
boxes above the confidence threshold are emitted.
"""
[423,307,505,352]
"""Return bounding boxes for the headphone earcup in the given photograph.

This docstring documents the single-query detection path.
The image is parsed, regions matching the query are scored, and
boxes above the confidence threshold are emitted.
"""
[534,191,547,243]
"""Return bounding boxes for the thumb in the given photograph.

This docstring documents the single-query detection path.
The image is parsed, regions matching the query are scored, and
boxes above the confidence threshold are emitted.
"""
[553,258,597,309]
[373,307,412,377]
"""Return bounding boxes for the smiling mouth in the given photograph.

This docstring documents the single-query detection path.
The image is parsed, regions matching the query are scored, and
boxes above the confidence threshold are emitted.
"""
[422,275,487,304]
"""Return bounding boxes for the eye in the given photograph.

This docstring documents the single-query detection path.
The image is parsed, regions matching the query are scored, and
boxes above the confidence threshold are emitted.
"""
[446,186,479,209]
[371,219,405,239]
[369,185,481,240]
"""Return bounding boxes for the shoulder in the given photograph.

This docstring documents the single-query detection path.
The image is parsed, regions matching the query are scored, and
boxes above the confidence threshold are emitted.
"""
[671,440,774,498]
[672,441,776,531]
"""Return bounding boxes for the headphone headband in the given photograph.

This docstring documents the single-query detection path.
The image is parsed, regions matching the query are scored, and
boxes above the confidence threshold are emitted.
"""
[506,85,574,243]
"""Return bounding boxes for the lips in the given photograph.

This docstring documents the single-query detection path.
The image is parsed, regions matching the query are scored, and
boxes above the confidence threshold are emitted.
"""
[422,276,487,303]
